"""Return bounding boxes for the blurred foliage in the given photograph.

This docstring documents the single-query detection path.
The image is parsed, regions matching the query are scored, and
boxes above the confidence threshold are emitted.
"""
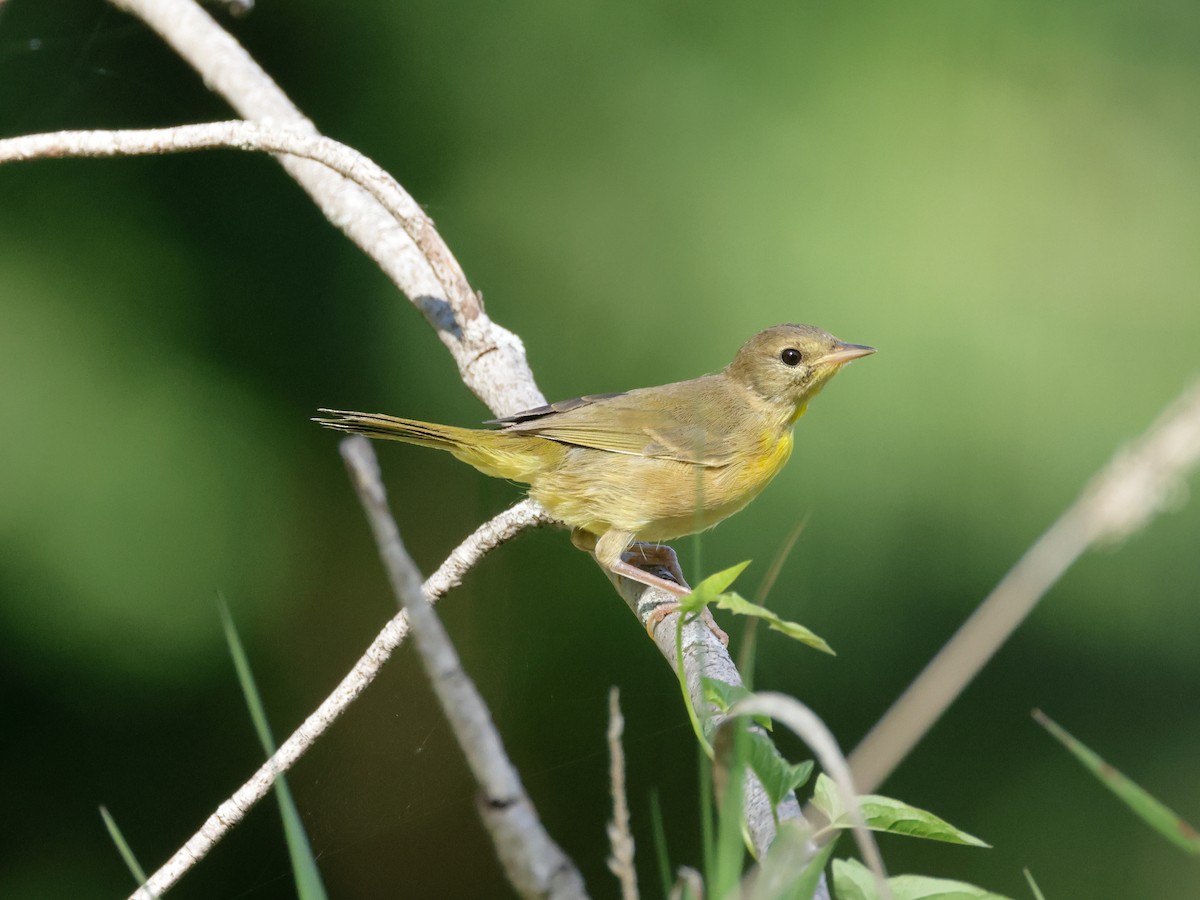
[1,1,1198,898]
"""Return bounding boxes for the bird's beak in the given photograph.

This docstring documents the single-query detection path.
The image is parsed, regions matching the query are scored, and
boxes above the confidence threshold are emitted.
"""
[817,342,876,367]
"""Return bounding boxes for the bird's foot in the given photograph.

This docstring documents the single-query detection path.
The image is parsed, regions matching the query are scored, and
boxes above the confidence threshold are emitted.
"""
[621,542,689,590]
[585,532,729,646]
[620,544,728,646]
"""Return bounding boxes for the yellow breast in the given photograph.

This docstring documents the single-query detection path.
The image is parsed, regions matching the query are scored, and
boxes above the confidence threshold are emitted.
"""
[530,427,794,543]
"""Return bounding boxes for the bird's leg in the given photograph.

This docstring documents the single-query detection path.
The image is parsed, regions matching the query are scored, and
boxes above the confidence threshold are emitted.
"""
[626,543,731,647]
[587,530,729,646]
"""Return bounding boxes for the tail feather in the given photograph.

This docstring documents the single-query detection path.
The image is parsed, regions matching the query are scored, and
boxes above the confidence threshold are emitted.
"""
[314,408,556,482]
[315,409,466,450]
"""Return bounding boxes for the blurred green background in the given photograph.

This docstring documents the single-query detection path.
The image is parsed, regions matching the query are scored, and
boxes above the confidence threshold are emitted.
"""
[2,1,1198,897]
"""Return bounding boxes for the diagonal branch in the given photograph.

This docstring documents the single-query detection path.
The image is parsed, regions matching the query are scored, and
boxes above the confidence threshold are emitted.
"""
[849,378,1200,795]
[130,499,551,900]
[339,436,587,900]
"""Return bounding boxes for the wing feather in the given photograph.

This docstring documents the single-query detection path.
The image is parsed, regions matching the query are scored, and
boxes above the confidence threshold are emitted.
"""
[489,377,745,466]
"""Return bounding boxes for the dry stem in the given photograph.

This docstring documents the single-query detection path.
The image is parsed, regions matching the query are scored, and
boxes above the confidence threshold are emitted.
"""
[606,688,638,900]
[849,379,1200,795]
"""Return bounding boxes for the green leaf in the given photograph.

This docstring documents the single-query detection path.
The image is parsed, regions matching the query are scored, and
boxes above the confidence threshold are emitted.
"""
[679,560,753,612]
[746,821,834,900]
[220,600,328,900]
[702,676,750,712]
[811,775,989,847]
[1033,709,1200,855]
[745,731,814,809]
[833,859,1014,900]
[886,874,1014,900]
[831,857,877,899]
[702,677,771,730]
[715,592,834,655]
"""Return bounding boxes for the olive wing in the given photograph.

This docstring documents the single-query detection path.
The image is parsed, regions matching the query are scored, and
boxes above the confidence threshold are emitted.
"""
[488,378,742,466]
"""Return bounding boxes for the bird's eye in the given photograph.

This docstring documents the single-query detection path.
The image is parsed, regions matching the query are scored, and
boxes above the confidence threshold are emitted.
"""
[780,348,803,367]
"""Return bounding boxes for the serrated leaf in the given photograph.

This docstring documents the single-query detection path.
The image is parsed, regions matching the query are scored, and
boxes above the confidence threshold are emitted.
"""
[812,775,989,847]
[745,731,814,809]
[833,859,1014,900]
[1033,709,1200,855]
[679,560,753,612]
[714,592,834,655]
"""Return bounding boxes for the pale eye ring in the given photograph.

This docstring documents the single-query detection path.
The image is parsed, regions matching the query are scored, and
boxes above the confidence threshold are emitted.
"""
[780,348,803,367]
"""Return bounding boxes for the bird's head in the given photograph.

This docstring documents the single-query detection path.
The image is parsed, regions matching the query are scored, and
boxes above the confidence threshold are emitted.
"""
[725,323,875,422]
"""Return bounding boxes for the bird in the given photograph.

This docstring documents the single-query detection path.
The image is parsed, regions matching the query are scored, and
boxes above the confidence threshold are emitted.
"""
[317,324,874,642]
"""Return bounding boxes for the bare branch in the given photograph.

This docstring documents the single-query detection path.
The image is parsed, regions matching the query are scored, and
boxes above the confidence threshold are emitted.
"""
[850,378,1200,796]
[106,0,544,416]
[0,121,474,314]
[340,436,587,900]
[606,688,638,900]
[129,499,550,900]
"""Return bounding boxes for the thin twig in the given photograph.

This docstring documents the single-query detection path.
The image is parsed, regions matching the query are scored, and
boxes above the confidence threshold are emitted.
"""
[0,122,470,313]
[129,499,550,900]
[849,379,1200,795]
[606,688,639,900]
[340,436,587,900]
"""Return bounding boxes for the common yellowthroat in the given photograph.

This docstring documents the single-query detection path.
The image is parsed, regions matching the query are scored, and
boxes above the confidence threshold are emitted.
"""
[318,324,873,626]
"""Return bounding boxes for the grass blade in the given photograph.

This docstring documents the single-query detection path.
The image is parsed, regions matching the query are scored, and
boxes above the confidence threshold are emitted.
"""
[1023,868,1047,900]
[649,790,673,900]
[1033,709,1200,855]
[219,599,329,899]
[99,806,151,892]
